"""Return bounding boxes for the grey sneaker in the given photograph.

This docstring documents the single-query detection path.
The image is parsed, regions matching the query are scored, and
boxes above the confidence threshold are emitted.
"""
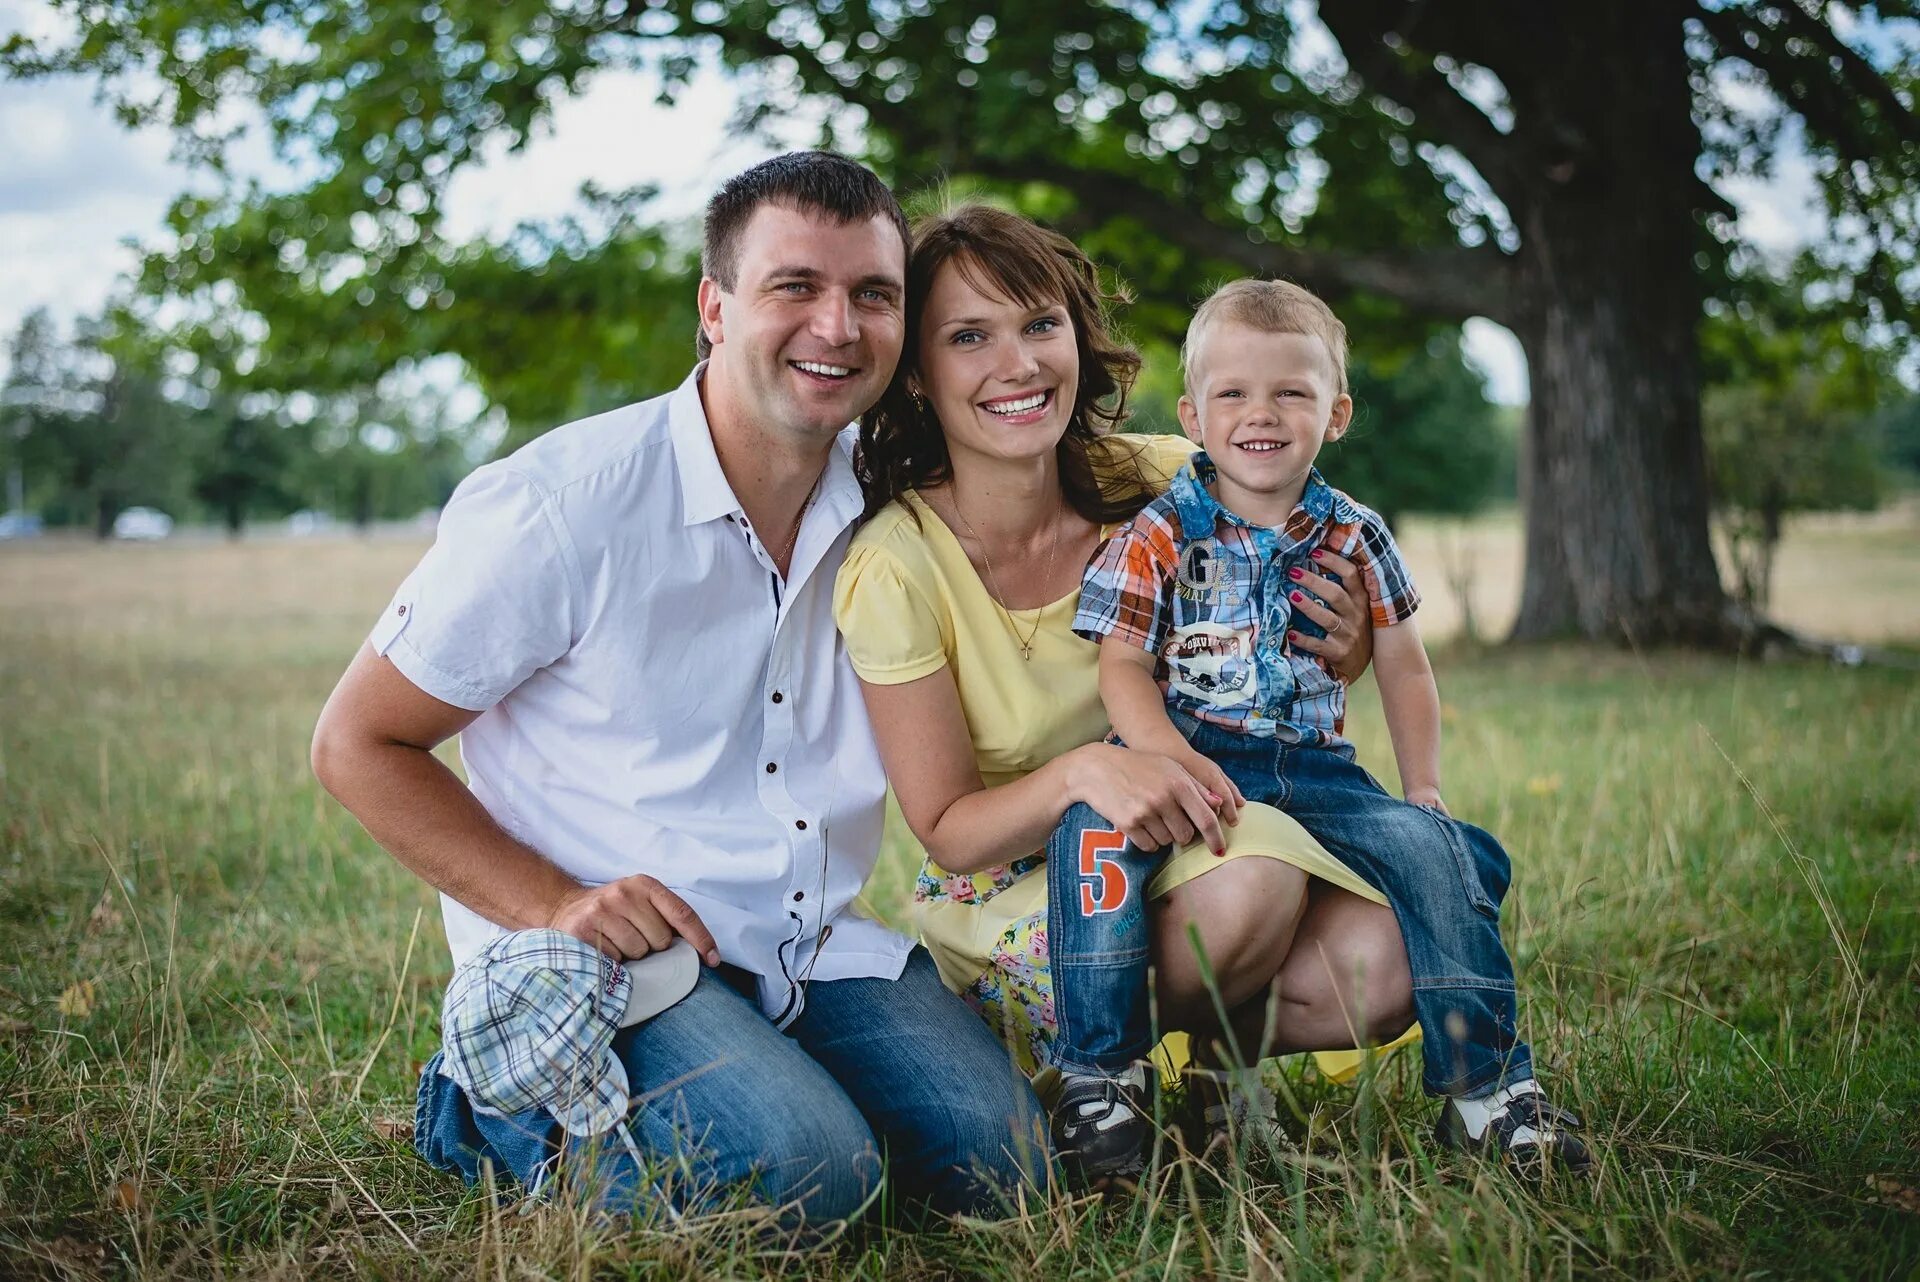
[1052,1065,1152,1185]
[1435,1089,1594,1177]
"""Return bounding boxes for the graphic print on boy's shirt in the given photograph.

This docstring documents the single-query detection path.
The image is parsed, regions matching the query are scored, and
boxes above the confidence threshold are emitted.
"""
[1074,453,1420,746]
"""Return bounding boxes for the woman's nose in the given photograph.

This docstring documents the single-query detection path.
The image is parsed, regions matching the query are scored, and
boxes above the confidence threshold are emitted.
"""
[997,338,1041,383]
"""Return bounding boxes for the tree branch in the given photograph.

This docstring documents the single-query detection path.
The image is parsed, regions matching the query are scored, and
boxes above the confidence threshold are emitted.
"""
[1777,1,1920,148]
[968,158,1515,325]
[1317,4,1524,205]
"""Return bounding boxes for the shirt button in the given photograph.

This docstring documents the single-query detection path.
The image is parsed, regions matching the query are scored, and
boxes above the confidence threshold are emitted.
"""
[765,762,778,774]
[770,691,784,704]
[793,890,805,902]
[795,820,808,831]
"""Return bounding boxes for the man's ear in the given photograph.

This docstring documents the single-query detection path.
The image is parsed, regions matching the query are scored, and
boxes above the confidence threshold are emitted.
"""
[1325,393,1354,443]
[1177,394,1203,444]
[696,277,725,350]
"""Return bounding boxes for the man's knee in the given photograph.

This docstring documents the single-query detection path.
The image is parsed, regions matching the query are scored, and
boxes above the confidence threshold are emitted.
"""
[753,1108,882,1222]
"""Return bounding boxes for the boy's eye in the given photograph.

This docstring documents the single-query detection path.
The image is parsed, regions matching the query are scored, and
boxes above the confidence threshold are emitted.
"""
[1219,389,1243,399]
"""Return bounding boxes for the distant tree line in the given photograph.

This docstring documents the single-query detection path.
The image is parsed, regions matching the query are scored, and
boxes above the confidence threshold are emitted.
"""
[1,308,479,538]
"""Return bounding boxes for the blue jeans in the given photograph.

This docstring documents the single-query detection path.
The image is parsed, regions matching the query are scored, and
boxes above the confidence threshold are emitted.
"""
[415,947,1049,1222]
[1046,716,1532,1098]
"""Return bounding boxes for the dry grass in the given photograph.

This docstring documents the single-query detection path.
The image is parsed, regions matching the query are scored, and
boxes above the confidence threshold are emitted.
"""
[1,516,1917,1280]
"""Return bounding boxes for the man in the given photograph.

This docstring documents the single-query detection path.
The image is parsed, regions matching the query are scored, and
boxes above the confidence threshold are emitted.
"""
[311,152,1046,1222]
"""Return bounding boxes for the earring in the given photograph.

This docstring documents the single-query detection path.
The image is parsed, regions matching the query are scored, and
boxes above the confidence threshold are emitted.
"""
[910,390,926,411]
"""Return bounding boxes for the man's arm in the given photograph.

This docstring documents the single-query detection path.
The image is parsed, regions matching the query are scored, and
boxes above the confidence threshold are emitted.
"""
[310,645,720,964]
[1370,619,1447,813]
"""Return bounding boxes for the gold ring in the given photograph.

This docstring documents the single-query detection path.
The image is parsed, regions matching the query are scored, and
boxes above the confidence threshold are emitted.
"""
[1327,616,1343,635]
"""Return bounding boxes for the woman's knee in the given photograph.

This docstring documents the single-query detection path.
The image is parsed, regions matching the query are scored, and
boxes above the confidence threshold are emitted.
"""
[1153,858,1310,1011]
[1276,893,1413,1041]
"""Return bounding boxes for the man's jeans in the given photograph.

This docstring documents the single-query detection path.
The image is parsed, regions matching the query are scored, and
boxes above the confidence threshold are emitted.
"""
[1046,715,1532,1098]
[415,947,1049,1222]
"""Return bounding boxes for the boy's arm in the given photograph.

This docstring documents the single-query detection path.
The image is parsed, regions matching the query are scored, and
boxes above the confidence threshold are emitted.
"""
[1370,618,1447,813]
[1099,638,1245,832]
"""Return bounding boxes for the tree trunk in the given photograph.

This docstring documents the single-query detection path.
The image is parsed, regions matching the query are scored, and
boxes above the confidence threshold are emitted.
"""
[1505,9,1733,644]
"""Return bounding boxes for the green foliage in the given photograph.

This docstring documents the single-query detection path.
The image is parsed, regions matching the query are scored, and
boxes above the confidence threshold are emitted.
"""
[1324,332,1514,529]
[1703,379,1884,611]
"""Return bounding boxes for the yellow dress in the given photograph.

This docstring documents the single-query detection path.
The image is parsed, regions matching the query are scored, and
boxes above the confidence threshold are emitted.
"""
[833,433,1407,1078]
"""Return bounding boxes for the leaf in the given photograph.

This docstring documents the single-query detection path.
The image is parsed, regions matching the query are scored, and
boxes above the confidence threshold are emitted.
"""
[110,1178,142,1212]
[56,980,97,1019]
[1866,1175,1920,1215]
[87,892,125,935]
[371,1116,413,1142]
[1526,774,1564,797]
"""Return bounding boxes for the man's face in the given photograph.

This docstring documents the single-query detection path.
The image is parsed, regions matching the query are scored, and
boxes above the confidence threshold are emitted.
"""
[699,203,906,442]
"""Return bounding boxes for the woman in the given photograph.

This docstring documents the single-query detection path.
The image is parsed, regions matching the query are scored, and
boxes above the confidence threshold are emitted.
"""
[832,205,1413,1151]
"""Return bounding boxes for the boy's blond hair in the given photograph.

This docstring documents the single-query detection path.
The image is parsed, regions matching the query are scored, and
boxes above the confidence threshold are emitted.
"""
[1181,278,1349,395]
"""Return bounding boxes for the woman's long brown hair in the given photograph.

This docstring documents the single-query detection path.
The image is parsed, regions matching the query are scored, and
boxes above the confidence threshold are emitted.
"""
[855,203,1159,525]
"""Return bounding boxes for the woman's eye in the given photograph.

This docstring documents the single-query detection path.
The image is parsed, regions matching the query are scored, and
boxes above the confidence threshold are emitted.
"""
[1028,316,1060,334]
[951,330,983,346]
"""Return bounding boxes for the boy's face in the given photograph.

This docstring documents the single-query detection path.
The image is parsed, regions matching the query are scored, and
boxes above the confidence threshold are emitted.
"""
[1177,323,1353,509]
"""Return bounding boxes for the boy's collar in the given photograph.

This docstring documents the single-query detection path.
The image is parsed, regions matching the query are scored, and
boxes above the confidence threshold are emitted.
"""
[1169,451,1342,540]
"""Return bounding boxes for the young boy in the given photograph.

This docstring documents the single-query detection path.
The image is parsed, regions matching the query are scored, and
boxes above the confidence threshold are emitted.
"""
[1047,279,1590,1181]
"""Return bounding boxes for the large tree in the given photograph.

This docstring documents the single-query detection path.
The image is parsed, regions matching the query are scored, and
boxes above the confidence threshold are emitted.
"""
[8,2,1916,641]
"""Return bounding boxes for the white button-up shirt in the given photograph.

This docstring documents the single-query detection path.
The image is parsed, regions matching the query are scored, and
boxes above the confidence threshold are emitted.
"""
[369,365,912,1026]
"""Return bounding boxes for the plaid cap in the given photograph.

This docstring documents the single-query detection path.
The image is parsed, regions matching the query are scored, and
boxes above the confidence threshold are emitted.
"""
[440,929,637,1138]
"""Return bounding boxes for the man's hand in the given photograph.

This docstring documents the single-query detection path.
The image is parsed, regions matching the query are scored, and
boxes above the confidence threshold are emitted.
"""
[1406,787,1450,816]
[549,874,722,966]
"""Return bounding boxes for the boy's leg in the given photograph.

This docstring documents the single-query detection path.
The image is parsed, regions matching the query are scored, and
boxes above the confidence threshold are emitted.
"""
[1043,798,1166,1180]
[1045,800,1165,1075]
[1270,744,1590,1172]
[1270,744,1527,1097]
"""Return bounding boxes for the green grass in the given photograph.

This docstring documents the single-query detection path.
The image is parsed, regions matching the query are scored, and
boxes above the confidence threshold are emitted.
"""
[1,536,1917,1279]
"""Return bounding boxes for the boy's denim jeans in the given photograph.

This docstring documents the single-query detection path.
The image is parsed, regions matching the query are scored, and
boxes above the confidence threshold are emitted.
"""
[414,946,1050,1222]
[1045,714,1532,1098]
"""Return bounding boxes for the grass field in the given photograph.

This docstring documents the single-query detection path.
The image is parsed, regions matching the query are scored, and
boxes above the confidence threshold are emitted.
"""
[1,515,1917,1280]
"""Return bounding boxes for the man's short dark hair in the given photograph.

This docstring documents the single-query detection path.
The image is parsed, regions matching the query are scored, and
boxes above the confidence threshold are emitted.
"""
[697,152,909,358]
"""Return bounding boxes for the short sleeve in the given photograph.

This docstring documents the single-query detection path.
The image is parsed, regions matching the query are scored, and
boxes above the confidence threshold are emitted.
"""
[1071,510,1180,650]
[1336,507,1421,628]
[833,543,949,685]
[370,464,581,710]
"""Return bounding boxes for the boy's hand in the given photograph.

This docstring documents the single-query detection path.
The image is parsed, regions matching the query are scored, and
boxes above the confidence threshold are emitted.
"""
[1172,749,1245,842]
[1405,787,1449,816]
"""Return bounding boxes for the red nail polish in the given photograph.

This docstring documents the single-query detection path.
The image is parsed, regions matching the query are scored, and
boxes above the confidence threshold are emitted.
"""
[1310,549,1324,560]
[1287,567,1303,580]
[1291,590,1304,602]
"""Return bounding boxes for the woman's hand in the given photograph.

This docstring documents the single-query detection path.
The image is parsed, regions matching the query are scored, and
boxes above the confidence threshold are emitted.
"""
[1288,547,1374,684]
[1066,742,1235,856]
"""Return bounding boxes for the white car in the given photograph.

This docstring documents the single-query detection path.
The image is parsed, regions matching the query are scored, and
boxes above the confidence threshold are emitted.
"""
[112,507,174,541]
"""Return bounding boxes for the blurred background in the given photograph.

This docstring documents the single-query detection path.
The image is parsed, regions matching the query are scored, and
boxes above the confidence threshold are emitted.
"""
[2,0,1915,646]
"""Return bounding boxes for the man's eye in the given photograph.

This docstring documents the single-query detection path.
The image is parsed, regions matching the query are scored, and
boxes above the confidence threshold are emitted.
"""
[778,282,810,294]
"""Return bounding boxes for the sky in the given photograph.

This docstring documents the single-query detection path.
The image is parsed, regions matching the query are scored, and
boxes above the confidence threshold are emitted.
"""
[0,1,1829,407]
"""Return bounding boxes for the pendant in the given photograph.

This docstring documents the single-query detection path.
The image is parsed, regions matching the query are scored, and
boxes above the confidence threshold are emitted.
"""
[1019,641,1034,661]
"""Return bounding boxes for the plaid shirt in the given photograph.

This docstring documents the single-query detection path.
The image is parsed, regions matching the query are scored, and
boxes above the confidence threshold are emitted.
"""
[1073,453,1420,746]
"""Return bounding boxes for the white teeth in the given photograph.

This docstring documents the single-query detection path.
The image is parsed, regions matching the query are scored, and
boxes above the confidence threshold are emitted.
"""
[1238,441,1285,451]
[794,361,852,377]
[984,392,1047,415]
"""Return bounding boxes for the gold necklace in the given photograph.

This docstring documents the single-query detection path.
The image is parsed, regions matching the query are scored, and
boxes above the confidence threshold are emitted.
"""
[776,492,814,569]
[952,494,1061,661]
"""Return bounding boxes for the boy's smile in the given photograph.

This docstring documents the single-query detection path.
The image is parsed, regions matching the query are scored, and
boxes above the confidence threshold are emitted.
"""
[1177,324,1353,526]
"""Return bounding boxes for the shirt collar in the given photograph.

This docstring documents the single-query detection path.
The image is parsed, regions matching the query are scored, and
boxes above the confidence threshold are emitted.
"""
[1169,451,1341,540]
[668,362,864,537]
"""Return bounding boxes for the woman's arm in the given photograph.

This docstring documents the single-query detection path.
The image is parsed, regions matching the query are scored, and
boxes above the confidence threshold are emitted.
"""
[1288,547,1375,683]
[859,667,1229,874]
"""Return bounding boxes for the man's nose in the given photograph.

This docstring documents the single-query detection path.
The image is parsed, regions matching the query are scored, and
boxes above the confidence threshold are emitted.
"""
[810,293,859,347]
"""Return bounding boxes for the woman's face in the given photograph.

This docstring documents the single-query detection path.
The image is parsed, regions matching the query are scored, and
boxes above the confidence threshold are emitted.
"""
[913,257,1079,468]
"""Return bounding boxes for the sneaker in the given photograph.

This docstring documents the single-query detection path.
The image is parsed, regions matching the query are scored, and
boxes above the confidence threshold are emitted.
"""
[1435,1083,1593,1177]
[1052,1065,1152,1185]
